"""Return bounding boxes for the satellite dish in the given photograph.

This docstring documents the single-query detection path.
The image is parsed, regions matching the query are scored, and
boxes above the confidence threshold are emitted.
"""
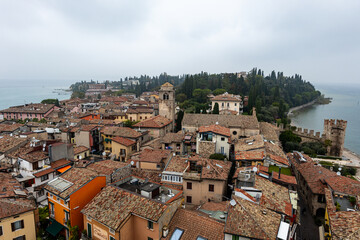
[130,161,134,165]
[337,171,341,176]
[79,155,82,160]
[338,167,342,171]
[253,167,258,172]
[102,152,106,156]
[230,199,236,206]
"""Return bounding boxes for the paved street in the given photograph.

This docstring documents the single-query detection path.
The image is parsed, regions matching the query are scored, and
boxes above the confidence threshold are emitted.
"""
[298,196,320,240]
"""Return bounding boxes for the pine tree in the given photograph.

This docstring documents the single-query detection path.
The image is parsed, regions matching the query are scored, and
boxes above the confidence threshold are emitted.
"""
[213,103,219,114]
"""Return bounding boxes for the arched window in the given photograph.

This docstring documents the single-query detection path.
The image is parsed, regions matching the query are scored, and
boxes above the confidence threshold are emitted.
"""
[163,93,169,100]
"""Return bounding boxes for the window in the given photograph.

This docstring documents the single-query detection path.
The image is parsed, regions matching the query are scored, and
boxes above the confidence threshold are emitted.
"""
[232,131,237,135]
[11,220,24,231]
[41,174,49,182]
[221,137,225,141]
[186,196,192,203]
[13,236,26,240]
[197,236,208,240]
[209,184,214,192]
[0,226,2,236]
[87,223,92,238]
[235,103,237,106]
[147,220,153,230]
[49,202,54,217]
[64,210,70,223]
[110,237,116,240]
[170,228,184,240]
[187,182,192,190]
[220,147,225,154]
[232,236,240,240]
[148,238,153,240]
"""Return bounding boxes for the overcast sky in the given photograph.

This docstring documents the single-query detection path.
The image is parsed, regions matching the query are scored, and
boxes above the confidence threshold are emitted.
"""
[1,0,360,86]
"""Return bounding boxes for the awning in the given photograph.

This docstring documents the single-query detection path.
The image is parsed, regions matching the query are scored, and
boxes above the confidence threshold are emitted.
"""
[46,219,64,236]
[57,165,71,173]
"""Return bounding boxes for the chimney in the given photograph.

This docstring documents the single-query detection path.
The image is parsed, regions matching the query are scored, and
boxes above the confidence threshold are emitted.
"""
[278,167,281,179]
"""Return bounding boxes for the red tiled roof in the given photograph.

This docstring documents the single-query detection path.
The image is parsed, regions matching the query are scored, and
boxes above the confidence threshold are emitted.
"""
[137,149,171,163]
[0,198,36,219]
[81,185,167,230]
[133,115,172,128]
[0,123,23,132]
[86,160,130,175]
[235,151,265,161]
[225,196,281,239]
[268,154,289,166]
[73,145,90,155]
[165,209,225,240]
[272,171,297,185]
[50,159,72,170]
[112,136,136,147]
[101,126,142,138]
[33,168,55,178]
[198,124,230,137]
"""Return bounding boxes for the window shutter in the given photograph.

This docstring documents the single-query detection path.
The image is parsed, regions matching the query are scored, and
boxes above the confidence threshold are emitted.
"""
[11,222,15,231]
[21,220,24,228]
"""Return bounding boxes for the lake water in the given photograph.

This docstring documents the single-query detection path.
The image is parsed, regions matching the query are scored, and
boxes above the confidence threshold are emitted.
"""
[290,84,360,155]
[0,79,74,110]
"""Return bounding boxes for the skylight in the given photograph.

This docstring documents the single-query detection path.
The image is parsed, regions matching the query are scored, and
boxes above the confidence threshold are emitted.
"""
[170,228,184,240]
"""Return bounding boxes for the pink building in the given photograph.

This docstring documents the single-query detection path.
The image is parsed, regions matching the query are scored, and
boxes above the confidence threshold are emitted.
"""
[0,103,56,121]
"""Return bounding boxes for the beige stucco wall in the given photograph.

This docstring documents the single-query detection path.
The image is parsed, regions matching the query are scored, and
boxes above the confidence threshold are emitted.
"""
[0,210,36,240]
[183,179,226,205]
[139,161,160,170]
[74,150,90,160]
[74,131,91,148]
[111,141,134,161]
[83,216,119,240]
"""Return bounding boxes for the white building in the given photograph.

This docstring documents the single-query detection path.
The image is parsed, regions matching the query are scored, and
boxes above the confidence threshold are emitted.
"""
[196,124,231,158]
[211,92,243,115]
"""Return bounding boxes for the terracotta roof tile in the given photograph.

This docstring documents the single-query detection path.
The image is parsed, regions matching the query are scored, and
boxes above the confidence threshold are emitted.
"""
[112,136,136,147]
[161,132,184,144]
[0,198,36,219]
[325,188,360,240]
[255,176,293,216]
[73,145,90,155]
[235,151,265,161]
[0,123,24,132]
[225,196,281,239]
[33,167,55,178]
[182,113,259,129]
[81,185,167,230]
[50,159,72,170]
[165,209,225,240]
[136,149,172,163]
[101,126,142,138]
[198,124,230,137]
[86,160,130,176]
[45,167,99,199]
[0,136,28,153]
[133,115,172,128]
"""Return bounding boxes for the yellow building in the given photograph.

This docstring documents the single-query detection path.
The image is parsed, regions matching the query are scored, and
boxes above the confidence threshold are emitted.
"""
[74,145,90,160]
[126,108,154,121]
[100,126,142,153]
[0,198,37,240]
[111,136,137,162]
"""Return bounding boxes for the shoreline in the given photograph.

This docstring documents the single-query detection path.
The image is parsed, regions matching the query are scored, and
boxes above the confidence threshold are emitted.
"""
[287,98,318,117]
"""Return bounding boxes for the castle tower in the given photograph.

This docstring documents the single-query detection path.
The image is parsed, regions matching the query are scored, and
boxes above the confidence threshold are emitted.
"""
[159,82,175,128]
[323,119,347,157]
